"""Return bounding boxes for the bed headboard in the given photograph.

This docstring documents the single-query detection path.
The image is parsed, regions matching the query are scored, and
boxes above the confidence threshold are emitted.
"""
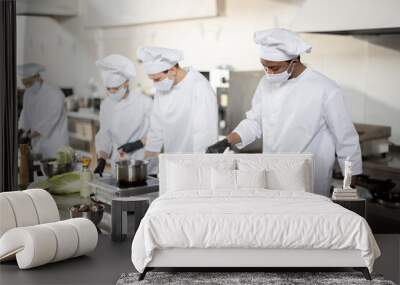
[158,153,314,195]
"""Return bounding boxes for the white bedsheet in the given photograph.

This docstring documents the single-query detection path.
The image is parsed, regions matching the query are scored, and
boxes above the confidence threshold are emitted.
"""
[131,190,380,273]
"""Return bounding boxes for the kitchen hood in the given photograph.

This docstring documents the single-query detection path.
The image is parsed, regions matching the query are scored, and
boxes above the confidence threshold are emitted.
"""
[291,0,400,34]
[16,0,80,17]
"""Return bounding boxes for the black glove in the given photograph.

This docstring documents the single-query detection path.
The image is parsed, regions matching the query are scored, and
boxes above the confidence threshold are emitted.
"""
[18,129,31,145]
[94,158,106,177]
[206,139,231,153]
[117,140,144,154]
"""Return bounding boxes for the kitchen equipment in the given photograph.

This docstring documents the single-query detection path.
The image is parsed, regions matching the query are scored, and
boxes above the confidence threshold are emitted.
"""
[355,123,391,157]
[88,177,158,240]
[226,71,264,153]
[78,97,93,108]
[115,159,148,188]
[61,88,74,97]
[70,203,104,227]
[40,158,73,178]
[65,96,80,112]
[92,97,102,113]
[88,175,158,205]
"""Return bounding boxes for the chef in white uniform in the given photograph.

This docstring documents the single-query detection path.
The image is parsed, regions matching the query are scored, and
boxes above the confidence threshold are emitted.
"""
[18,63,68,158]
[206,28,362,197]
[136,47,218,157]
[94,54,152,176]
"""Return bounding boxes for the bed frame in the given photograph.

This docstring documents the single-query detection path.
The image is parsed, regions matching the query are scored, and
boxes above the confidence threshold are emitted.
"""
[139,248,371,280]
[138,154,371,281]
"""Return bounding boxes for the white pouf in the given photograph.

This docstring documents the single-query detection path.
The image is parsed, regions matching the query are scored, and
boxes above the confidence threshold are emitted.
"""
[42,221,79,262]
[24,189,60,224]
[0,218,98,269]
[64,218,98,257]
[0,196,17,237]
[0,225,57,268]
[1,191,39,227]
[0,189,98,269]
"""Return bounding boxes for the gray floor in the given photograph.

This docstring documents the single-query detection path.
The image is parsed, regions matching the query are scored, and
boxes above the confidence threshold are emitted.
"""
[1,234,398,285]
[0,234,134,285]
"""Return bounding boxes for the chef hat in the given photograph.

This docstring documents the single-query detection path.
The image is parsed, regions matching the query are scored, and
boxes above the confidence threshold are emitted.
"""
[17,63,45,79]
[254,28,312,61]
[136,46,183,75]
[96,54,136,88]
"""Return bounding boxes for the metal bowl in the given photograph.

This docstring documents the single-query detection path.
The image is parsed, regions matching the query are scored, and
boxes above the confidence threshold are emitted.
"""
[40,158,73,177]
[69,203,105,226]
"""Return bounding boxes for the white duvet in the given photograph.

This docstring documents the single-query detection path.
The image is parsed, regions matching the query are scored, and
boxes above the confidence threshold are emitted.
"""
[131,190,380,273]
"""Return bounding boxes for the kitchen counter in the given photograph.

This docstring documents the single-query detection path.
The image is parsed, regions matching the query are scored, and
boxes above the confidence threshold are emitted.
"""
[363,151,400,178]
[67,108,99,121]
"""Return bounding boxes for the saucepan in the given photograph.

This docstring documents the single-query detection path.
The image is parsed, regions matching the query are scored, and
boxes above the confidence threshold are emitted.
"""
[115,159,148,188]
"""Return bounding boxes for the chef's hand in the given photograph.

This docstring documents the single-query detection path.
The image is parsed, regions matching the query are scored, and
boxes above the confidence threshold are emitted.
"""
[206,138,231,153]
[18,129,30,144]
[94,158,106,177]
[117,140,144,154]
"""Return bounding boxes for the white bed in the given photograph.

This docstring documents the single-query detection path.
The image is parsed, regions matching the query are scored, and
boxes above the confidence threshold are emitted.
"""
[131,154,380,280]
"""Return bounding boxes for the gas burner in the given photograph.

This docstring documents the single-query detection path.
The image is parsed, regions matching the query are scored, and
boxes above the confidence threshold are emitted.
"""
[117,180,147,189]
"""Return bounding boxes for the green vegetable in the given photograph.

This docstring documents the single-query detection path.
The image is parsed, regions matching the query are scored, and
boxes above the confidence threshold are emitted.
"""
[29,171,82,195]
[56,146,75,165]
[29,179,50,190]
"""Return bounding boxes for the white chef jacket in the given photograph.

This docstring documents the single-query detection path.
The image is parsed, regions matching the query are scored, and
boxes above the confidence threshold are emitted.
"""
[145,68,218,154]
[95,90,153,165]
[234,67,362,196]
[18,82,68,158]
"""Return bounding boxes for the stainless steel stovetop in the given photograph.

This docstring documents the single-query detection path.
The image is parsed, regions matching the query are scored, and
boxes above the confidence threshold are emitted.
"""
[88,175,159,205]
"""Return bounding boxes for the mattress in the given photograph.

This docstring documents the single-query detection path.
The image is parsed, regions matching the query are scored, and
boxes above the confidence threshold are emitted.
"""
[131,190,380,273]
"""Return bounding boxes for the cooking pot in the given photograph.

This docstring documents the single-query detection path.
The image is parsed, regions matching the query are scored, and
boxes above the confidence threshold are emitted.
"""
[115,159,148,188]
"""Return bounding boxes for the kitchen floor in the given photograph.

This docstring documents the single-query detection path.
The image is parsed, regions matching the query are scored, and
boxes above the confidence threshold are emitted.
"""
[0,234,134,285]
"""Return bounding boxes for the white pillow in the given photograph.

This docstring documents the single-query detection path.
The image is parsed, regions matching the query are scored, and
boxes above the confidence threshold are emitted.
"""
[237,159,308,191]
[167,162,210,191]
[266,162,306,191]
[166,159,236,192]
[236,169,267,189]
[211,168,236,191]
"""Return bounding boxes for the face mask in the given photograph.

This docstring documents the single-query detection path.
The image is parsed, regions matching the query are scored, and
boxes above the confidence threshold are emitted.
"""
[154,76,174,93]
[265,61,295,84]
[25,81,41,95]
[109,86,127,102]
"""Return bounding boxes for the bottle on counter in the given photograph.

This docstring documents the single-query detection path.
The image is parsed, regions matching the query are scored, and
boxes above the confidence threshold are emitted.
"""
[80,157,92,198]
